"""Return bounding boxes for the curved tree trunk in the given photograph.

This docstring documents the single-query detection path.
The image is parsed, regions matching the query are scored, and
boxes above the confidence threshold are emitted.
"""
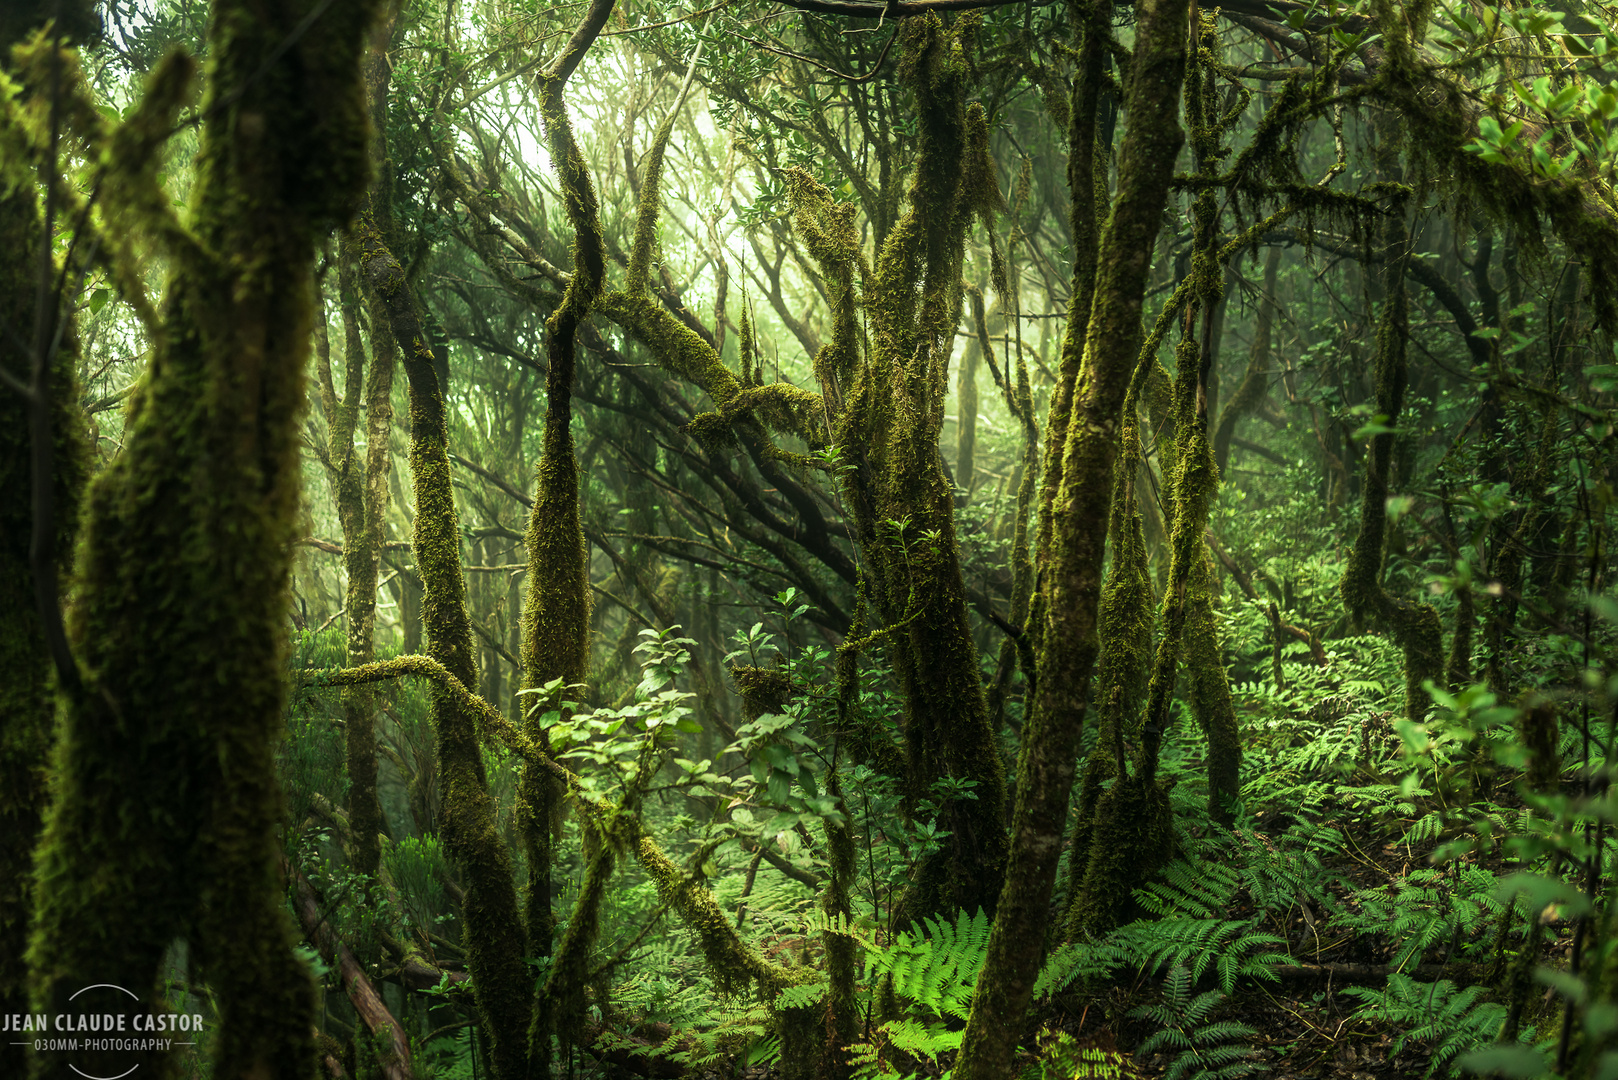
[353,201,533,1080]
[520,0,615,1067]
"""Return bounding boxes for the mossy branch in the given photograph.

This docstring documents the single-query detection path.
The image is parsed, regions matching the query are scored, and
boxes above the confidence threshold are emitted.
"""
[598,290,825,448]
[626,23,709,295]
[306,657,570,785]
[306,659,805,1000]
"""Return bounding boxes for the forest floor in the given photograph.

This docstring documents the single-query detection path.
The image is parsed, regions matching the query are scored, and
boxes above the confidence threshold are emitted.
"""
[1059,793,1570,1080]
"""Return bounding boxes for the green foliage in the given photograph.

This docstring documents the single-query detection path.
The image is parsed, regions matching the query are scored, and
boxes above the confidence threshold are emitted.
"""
[1335,865,1505,971]
[871,909,991,1023]
[1128,965,1263,1080]
[385,835,447,934]
[1343,974,1520,1077]
[1030,1031,1139,1080]
[1113,919,1285,997]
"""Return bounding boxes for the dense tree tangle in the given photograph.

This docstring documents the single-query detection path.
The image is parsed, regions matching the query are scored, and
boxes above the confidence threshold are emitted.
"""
[7,0,1618,1078]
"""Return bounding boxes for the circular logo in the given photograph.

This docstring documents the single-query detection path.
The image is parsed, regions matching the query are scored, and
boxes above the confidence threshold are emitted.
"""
[4,983,206,1079]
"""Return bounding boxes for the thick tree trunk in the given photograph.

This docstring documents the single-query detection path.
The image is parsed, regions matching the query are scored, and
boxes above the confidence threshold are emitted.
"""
[0,22,91,1073]
[26,5,379,1079]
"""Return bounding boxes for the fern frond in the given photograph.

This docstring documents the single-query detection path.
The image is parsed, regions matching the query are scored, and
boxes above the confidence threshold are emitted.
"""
[1128,965,1263,1080]
[1034,938,1130,999]
[774,978,829,1011]
[1137,860,1240,919]
[867,908,990,1021]
[1343,974,1522,1077]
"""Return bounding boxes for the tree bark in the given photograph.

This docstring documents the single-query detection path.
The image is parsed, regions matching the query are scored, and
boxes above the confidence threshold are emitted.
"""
[352,197,533,1080]
[952,0,1193,1075]
[0,24,90,1074]
[27,5,379,1079]
[520,0,615,1067]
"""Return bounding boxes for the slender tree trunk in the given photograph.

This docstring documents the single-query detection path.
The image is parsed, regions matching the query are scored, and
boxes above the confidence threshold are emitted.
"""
[317,242,395,885]
[956,292,982,499]
[520,0,614,1066]
[953,0,1193,1073]
[1338,112,1443,722]
[1212,245,1280,473]
[353,198,532,1080]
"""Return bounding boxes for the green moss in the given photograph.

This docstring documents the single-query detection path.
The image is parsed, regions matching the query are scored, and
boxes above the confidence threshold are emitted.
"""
[1031,0,1110,644]
[1070,772,1174,935]
[784,168,862,402]
[600,291,825,448]
[1063,414,1153,925]
[1185,554,1240,826]
[516,75,597,1052]
[730,665,792,721]
[544,830,615,1052]
[26,5,377,1078]
[634,834,789,997]
[0,63,89,1068]
[323,243,396,888]
[353,199,534,1077]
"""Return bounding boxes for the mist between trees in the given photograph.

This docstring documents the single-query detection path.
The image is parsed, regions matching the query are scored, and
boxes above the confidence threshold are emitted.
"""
[4,0,1618,1078]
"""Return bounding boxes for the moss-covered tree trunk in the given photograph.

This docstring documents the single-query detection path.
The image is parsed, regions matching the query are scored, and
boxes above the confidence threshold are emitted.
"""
[315,244,395,885]
[1061,408,1153,936]
[0,16,91,1074]
[1128,8,1239,833]
[353,200,532,1080]
[1337,114,1443,722]
[956,294,982,499]
[26,4,378,1078]
[518,0,614,1068]
[844,16,1008,924]
[952,0,1193,1073]
[750,17,1012,923]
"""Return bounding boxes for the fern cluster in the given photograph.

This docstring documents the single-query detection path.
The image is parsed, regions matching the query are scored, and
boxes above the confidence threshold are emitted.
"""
[1335,865,1504,970]
[1127,965,1263,1080]
[849,910,991,1080]
[1342,974,1520,1078]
